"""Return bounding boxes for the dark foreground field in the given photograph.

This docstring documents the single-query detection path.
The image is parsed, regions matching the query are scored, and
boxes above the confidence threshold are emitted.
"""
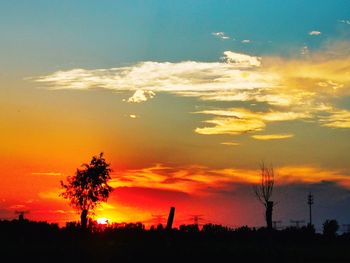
[1,220,350,263]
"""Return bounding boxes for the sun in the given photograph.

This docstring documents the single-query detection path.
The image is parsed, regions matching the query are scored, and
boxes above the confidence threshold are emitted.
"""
[96,217,110,225]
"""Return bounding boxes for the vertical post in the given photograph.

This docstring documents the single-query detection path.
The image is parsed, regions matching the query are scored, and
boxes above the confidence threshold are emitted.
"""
[166,207,175,230]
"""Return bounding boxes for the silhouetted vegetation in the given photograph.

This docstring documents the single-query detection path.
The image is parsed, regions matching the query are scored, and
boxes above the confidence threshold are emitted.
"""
[323,219,339,238]
[254,162,275,230]
[2,219,350,263]
[60,153,113,229]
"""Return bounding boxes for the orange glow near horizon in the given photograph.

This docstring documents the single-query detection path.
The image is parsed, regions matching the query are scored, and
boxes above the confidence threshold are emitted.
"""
[2,158,350,228]
[96,217,110,225]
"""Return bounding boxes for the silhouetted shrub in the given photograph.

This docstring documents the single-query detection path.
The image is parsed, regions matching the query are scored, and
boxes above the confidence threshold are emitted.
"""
[323,219,339,238]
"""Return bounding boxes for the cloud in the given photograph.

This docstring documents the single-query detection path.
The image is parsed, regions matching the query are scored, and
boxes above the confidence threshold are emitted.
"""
[222,51,261,67]
[212,32,230,40]
[129,114,137,119]
[338,19,350,25]
[251,134,294,140]
[31,43,350,135]
[241,39,251,44]
[319,109,350,128]
[221,142,240,146]
[301,45,309,55]
[195,108,310,135]
[109,164,350,195]
[31,172,63,176]
[127,89,155,103]
[309,30,321,36]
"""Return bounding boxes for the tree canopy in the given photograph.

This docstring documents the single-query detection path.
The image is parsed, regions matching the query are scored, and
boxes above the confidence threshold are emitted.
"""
[60,153,113,226]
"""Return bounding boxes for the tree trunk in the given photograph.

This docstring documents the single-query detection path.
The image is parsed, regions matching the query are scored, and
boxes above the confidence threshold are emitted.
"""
[81,209,88,229]
[266,201,273,230]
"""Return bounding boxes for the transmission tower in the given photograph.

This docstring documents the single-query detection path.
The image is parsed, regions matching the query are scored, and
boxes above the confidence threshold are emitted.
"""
[189,214,204,225]
[307,192,314,226]
[272,220,282,230]
[290,219,305,228]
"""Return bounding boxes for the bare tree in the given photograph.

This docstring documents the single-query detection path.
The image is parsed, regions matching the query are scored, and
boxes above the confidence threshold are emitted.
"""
[254,162,275,230]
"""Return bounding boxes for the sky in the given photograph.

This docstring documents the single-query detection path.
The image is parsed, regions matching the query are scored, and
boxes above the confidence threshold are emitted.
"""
[1,0,350,231]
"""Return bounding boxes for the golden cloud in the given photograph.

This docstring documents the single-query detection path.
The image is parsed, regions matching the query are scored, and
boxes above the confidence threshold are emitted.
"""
[251,134,294,140]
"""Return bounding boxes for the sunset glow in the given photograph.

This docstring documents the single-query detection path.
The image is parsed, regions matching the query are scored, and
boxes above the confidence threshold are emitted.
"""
[96,218,110,225]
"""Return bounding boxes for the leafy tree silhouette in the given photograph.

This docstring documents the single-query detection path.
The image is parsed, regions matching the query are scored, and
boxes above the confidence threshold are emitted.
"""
[323,219,339,238]
[254,162,275,230]
[60,152,113,229]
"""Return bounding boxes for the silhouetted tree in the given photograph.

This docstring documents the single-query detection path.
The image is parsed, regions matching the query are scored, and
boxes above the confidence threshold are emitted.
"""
[60,153,113,229]
[254,162,275,230]
[323,219,339,238]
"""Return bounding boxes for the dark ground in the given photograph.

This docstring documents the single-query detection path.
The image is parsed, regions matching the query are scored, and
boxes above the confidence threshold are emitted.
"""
[1,220,350,263]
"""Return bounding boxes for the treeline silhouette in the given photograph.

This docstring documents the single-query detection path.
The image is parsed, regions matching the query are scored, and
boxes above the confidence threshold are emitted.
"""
[1,219,350,263]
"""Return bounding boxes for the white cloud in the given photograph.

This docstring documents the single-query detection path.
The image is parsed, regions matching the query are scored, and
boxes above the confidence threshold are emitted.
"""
[212,32,230,40]
[309,31,321,36]
[33,51,271,103]
[338,20,350,25]
[222,51,261,67]
[301,45,309,55]
[241,39,251,44]
[127,89,155,103]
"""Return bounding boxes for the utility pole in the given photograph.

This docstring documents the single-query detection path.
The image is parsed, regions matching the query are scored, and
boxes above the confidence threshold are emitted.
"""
[307,192,314,226]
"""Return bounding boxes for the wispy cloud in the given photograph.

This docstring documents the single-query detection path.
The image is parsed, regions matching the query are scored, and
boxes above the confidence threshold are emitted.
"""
[195,108,310,135]
[31,42,350,136]
[31,172,63,176]
[319,109,350,128]
[241,39,251,44]
[309,30,321,36]
[33,51,268,103]
[221,142,240,146]
[212,32,230,40]
[108,164,350,194]
[338,19,350,25]
[301,45,309,55]
[251,134,294,140]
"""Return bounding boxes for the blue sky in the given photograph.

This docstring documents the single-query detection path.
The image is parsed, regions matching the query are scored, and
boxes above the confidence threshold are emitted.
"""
[1,0,350,73]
